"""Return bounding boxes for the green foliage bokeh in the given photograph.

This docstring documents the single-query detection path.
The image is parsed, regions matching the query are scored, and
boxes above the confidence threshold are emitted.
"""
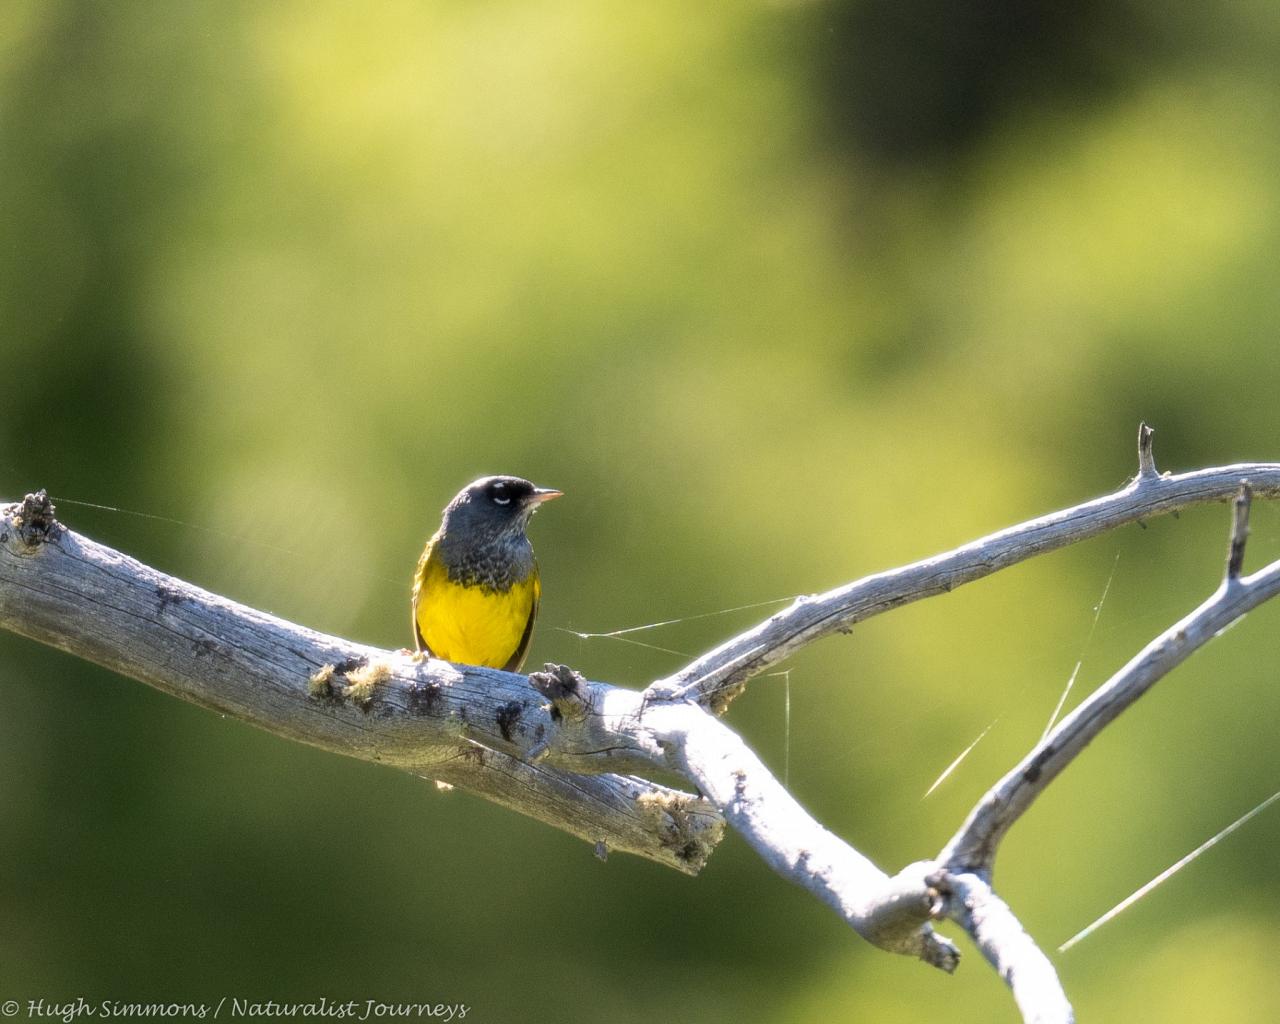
[2,2,1279,1021]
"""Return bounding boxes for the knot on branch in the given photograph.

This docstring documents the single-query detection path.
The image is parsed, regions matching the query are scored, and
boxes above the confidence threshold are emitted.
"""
[926,868,959,912]
[9,490,63,548]
[635,789,725,872]
[856,862,961,972]
[529,662,591,723]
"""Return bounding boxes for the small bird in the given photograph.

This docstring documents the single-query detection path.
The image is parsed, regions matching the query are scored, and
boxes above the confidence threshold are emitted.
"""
[411,476,562,672]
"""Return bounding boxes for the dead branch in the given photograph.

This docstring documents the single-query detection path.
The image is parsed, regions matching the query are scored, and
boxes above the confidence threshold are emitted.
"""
[4,428,1278,1023]
[940,483,1279,874]
[646,424,1280,713]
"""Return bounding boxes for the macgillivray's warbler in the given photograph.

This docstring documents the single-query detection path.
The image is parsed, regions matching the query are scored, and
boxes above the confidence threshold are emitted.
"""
[412,476,561,671]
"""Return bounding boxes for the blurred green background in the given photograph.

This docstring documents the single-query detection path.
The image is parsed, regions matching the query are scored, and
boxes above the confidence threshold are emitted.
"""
[3,1,1279,1020]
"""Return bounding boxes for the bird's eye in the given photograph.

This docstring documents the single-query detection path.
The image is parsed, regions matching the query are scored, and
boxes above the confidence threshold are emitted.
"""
[490,485,511,506]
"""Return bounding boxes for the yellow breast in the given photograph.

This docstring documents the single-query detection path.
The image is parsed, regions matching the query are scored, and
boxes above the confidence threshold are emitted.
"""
[413,549,540,671]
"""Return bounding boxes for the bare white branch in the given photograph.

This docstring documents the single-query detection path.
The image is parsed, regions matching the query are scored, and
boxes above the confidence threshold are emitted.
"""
[940,484,1280,873]
[646,445,1280,713]
[932,872,1074,1024]
[527,676,960,967]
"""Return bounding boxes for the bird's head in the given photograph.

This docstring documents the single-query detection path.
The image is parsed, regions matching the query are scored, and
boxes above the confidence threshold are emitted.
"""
[441,475,562,541]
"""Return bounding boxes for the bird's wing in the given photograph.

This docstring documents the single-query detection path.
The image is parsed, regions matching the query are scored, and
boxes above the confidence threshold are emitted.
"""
[411,535,436,654]
[503,564,542,673]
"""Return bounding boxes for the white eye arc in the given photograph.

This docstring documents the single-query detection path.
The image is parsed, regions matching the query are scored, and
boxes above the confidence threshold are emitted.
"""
[492,494,511,505]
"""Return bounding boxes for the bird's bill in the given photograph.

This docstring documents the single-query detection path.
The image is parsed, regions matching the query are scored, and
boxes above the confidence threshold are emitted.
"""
[527,487,563,505]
